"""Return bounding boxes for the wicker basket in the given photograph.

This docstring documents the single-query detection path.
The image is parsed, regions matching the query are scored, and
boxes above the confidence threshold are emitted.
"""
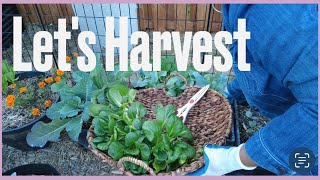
[87,73,233,176]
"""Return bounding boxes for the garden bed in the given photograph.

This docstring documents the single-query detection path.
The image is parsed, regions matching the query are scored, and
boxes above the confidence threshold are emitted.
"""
[2,132,118,176]
[235,102,269,143]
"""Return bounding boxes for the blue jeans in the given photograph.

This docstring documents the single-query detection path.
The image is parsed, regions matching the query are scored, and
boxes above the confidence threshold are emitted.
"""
[222,4,318,175]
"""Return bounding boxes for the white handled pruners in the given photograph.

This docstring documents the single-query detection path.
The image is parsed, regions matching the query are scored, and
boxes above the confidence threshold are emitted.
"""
[176,84,210,123]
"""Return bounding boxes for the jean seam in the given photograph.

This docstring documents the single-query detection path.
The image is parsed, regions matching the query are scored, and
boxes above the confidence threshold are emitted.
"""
[248,71,296,102]
[258,129,290,172]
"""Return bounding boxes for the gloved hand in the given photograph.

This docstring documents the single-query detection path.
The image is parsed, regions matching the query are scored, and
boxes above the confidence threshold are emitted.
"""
[187,144,257,176]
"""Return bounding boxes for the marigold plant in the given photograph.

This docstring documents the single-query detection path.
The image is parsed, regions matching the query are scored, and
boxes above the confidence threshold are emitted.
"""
[45,100,52,107]
[66,56,71,63]
[38,82,46,88]
[56,69,64,76]
[45,77,54,84]
[32,108,40,116]
[19,87,27,93]
[9,84,16,88]
[73,52,79,57]
[5,95,15,108]
[55,76,61,83]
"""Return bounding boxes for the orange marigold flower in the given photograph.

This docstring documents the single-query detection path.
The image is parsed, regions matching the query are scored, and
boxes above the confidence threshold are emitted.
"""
[55,76,61,83]
[45,77,54,84]
[5,95,15,108]
[66,56,71,63]
[9,84,17,88]
[73,53,79,57]
[19,87,27,93]
[38,82,46,88]
[44,100,52,107]
[56,69,64,76]
[32,108,40,116]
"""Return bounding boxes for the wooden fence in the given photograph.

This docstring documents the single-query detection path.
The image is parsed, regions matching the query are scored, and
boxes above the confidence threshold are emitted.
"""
[16,4,74,24]
[16,4,222,32]
[138,4,222,32]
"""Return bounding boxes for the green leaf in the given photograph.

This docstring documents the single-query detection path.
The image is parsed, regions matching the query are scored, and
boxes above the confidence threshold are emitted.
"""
[245,111,253,118]
[71,77,97,102]
[80,102,92,122]
[46,102,66,119]
[60,97,82,118]
[142,121,161,142]
[154,104,176,128]
[167,146,182,164]
[192,71,208,87]
[108,88,123,107]
[65,117,83,141]
[249,121,257,128]
[26,119,69,147]
[136,142,150,161]
[72,71,90,83]
[92,137,105,143]
[51,79,67,93]
[152,158,167,173]
[110,84,129,96]
[127,102,147,120]
[178,154,188,165]
[178,127,194,141]
[128,89,137,103]
[97,142,110,151]
[125,132,139,147]
[108,141,125,160]
[89,104,110,117]
[165,116,184,138]
[124,147,140,156]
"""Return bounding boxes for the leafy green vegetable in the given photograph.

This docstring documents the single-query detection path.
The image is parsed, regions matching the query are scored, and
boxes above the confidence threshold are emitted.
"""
[130,56,228,96]
[2,60,15,93]
[90,85,196,174]
[27,56,131,147]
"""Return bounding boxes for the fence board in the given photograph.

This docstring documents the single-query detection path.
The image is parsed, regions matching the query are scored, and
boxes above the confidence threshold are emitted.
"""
[16,4,74,24]
[138,4,222,32]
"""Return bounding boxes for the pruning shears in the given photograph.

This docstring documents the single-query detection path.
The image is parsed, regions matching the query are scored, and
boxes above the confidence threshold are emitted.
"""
[177,84,210,123]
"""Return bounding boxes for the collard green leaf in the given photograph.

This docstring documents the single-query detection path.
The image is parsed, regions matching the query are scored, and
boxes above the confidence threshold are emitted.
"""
[192,72,208,87]
[46,102,66,120]
[65,117,83,141]
[51,79,67,93]
[26,119,69,147]
[72,71,90,83]
[108,141,125,160]
[60,96,82,118]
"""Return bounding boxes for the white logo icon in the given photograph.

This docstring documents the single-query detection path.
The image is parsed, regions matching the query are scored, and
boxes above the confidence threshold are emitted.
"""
[294,153,310,169]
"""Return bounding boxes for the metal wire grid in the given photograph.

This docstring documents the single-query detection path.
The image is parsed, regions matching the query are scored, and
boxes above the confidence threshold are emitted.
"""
[2,4,234,84]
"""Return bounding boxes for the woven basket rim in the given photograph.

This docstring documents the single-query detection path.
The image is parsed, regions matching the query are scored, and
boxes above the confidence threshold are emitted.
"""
[87,86,233,176]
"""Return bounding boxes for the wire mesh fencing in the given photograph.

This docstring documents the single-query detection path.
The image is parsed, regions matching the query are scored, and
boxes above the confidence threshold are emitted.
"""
[2,4,235,84]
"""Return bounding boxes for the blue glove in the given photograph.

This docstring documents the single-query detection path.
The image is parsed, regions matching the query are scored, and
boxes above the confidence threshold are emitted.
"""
[187,144,256,176]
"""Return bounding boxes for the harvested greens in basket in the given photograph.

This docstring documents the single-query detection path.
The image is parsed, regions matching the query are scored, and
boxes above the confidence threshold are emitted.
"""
[89,84,196,174]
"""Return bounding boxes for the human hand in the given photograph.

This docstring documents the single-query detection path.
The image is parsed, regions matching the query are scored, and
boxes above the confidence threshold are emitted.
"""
[187,144,256,176]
